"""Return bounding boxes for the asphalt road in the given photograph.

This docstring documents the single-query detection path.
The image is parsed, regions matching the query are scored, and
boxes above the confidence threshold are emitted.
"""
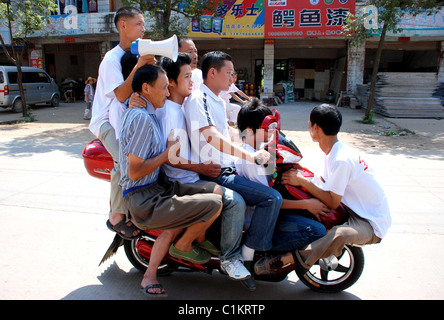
[0,101,443,306]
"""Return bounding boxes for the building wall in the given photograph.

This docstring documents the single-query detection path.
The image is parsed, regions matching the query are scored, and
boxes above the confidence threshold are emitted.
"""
[12,1,444,102]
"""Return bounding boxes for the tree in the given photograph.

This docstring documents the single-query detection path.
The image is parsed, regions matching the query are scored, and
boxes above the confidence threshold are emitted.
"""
[0,0,57,117]
[342,0,442,121]
[123,0,223,39]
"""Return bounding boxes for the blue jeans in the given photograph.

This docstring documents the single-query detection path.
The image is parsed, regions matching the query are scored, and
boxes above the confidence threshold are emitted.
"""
[196,180,246,262]
[219,186,246,262]
[202,169,283,251]
[272,210,326,252]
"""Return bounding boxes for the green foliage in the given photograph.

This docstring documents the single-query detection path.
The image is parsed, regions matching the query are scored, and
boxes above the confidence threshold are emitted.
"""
[342,0,442,45]
[384,129,398,136]
[361,110,375,124]
[341,12,373,47]
[0,0,57,39]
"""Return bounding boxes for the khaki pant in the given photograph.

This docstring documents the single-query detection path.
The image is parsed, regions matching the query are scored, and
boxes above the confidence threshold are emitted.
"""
[124,180,222,231]
[98,122,127,215]
[300,207,381,267]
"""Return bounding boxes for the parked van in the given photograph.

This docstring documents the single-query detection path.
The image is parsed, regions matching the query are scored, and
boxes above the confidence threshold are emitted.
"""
[0,66,60,113]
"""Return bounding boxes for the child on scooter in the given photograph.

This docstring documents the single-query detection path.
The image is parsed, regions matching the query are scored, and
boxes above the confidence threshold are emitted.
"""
[234,98,328,267]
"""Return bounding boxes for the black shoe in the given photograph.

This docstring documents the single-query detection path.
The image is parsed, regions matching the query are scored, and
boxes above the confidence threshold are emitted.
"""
[240,261,256,291]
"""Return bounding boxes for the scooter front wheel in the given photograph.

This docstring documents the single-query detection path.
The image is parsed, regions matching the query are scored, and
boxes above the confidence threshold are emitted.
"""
[294,245,364,293]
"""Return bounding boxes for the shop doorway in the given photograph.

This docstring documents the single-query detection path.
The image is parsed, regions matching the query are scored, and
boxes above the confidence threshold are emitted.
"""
[364,49,440,83]
[255,59,264,95]
[274,59,288,84]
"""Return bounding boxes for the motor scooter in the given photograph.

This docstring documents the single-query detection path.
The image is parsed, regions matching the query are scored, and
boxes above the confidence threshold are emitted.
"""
[82,113,364,294]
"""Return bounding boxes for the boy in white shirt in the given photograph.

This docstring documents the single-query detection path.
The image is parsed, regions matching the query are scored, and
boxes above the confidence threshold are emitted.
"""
[178,37,203,91]
[184,51,283,291]
[155,53,251,282]
[88,7,155,239]
[257,104,391,274]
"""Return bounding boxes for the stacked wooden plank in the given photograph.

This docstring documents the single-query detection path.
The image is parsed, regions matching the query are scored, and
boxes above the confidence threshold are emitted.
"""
[356,72,444,118]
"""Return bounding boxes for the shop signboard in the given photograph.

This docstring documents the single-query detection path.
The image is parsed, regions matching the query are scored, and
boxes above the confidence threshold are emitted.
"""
[0,20,11,45]
[187,0,265,38]
[371,8,444,37]
[33,14,89,37]
[264,0,355,37]
[30,50,43,69]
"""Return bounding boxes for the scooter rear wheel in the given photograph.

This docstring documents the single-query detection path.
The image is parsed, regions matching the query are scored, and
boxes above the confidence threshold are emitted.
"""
[123,236,175,276]
[294,245,364,293]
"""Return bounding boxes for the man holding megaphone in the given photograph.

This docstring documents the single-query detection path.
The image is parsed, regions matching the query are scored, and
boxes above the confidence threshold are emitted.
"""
[89,7,156,240]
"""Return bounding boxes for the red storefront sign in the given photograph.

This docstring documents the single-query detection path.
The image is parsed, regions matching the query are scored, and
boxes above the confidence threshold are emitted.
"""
[265,0,355,38]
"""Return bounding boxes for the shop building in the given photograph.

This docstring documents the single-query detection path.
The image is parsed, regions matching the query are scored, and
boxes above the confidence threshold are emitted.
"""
[189,0,356,103]
[6,0,444,114]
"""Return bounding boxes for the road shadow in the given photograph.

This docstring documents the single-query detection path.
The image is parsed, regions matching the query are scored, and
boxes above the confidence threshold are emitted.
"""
[0,125,94,159]
[61,261,361,301]
[340,128,444,161]
[283,124,444,161]
[276,101,444,161]
[2,100,442,161]
[0,102,89,125]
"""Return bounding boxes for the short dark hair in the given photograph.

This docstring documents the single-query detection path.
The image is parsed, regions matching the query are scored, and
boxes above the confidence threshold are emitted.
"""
[237,98,272,133]
[310,104,342,135]
[201,51,232,80]
[132,65,166,93]
[121,50,138,80]
[178,37,193,49]
[159,53,192,83]
[114,7,142,29]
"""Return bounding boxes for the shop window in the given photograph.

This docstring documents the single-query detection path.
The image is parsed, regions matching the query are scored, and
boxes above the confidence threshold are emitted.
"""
[70,55,78,65]
[52,1,97,14]
[110,0,124,12]
[274,59,288,84]
[304,79,314,89]
[88,0,98,12]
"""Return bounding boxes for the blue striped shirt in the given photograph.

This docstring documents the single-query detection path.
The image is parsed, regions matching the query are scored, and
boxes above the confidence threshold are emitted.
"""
[119,100,165,191]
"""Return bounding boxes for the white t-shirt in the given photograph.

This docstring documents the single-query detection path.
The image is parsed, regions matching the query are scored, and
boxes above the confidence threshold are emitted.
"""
[220,83,238,103]
[191,68,203,91]
[235,143,271,230]
[322,141,391,238]
[109,99,127,139]
[155,99,199,184]
[184,84,235,168]
[221,83,241,123]
[235,143,269,186]
[89,45,126,138]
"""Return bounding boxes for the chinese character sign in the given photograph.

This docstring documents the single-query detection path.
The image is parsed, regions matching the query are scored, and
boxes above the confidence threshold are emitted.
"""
[373,8,444,37]
[265,0,355,37]
[188,0,265,38]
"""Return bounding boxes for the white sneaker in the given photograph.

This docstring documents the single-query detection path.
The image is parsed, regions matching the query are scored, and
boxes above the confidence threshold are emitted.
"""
[221,259,251,280]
